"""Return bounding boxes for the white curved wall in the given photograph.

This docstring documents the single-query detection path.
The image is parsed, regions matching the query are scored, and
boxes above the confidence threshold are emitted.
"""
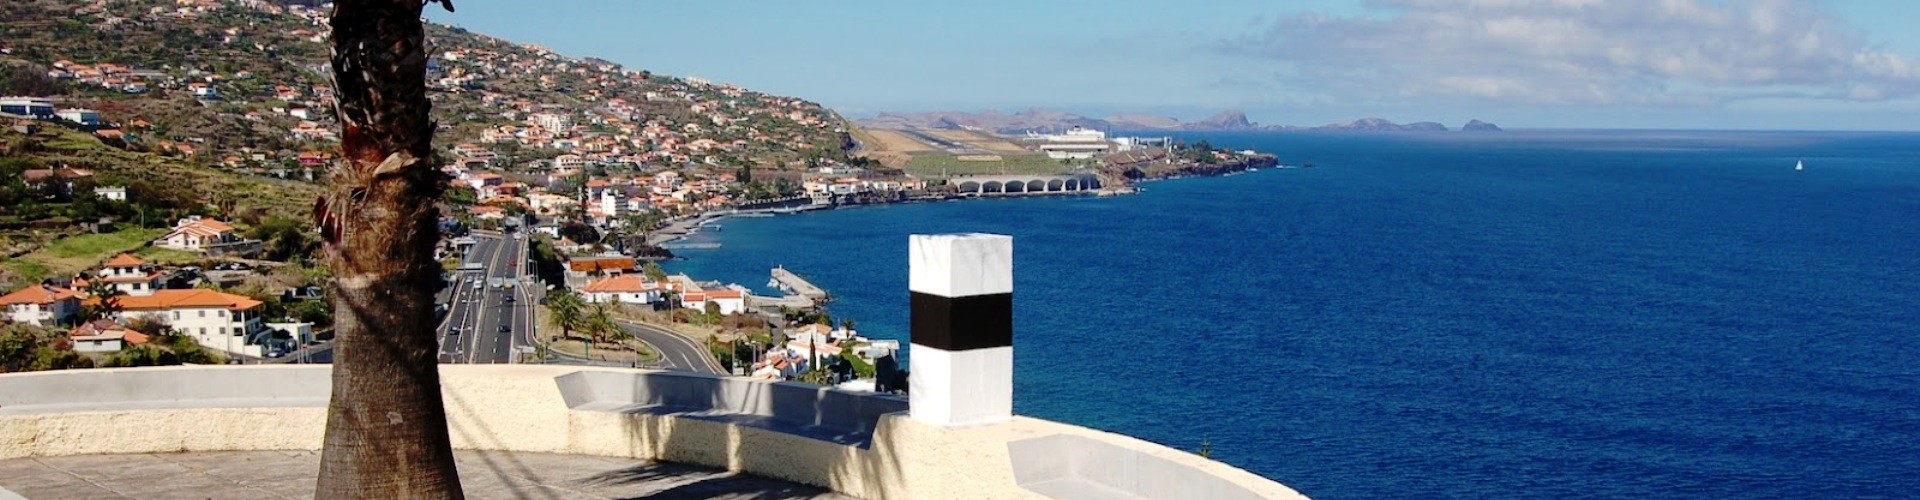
[0,365,1305,499]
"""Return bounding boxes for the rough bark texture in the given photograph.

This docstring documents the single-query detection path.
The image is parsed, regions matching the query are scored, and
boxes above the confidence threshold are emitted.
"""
[314,0,463,498]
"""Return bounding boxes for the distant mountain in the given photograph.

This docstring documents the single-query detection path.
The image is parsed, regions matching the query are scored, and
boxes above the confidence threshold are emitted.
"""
[1190,110,1258,131]
[1462,119,1503,132]
[1105,113,1181,130]
[1312,118,1449,132]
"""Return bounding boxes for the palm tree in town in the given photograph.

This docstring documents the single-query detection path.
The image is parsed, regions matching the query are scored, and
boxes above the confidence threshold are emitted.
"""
[545,289,585,341]
[313,0,464,497]
[584,302,618,344]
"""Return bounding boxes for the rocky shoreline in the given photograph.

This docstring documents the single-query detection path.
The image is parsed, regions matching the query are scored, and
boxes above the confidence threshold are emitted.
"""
[1104,153,1280,186]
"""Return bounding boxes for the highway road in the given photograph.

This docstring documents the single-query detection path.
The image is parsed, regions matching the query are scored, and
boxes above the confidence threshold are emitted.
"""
[430,231,723,373]
[615,319,725,374]
[437,233,534,364]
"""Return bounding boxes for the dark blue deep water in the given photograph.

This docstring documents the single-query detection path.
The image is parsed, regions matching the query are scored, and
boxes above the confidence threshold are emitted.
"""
[667,131,1920,498]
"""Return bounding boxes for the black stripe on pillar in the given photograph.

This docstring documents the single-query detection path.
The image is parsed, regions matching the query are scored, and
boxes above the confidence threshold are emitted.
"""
[910,291,1012,352]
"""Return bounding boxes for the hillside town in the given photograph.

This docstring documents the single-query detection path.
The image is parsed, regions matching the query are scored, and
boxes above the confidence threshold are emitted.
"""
[0,0,1265,384]
[0,0,914,379]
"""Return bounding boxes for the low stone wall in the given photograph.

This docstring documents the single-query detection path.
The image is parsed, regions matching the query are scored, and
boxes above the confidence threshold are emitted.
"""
[0,366,1306,499]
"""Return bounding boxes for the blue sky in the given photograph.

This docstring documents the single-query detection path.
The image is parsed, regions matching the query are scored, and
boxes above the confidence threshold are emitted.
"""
[428,1,1920,130]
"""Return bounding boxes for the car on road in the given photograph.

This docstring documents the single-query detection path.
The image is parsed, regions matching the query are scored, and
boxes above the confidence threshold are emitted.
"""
[503,294,515,303]
[498,324,510,333]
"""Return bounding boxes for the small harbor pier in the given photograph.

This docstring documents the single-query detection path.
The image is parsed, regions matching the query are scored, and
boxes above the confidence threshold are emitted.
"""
[771,266,830,303]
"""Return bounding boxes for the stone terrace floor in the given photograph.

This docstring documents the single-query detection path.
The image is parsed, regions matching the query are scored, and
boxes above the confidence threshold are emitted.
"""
[0,450,851,499]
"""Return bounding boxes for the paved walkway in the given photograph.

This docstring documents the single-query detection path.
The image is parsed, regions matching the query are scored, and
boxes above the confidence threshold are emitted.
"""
[0,450,849,499]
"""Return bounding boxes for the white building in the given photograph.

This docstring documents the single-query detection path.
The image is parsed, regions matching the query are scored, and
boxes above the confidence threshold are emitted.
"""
[525,192,579,216]
[785,329,841,360]
[599,190,628,219]
[466,173,504,191]
[95,253,164,296]
[1112,136,1172,152]
[580,275,663,305]
[680,287,747,315]
[157,216,245,253]
[531,112,570,131]
[1032,127,1113,160]
[856,339,901,361]
[0,96,56,118]
[93,185,129,201]
[553,154,586,170]
[785,323,900,363]
[0,285,85,327]
[67,319,152,353]
[263,321,315,356]
[114,289,265,356]
[56,108,101,126]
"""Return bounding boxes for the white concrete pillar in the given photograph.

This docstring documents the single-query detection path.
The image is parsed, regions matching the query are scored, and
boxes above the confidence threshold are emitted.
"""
[908,233,1014,426]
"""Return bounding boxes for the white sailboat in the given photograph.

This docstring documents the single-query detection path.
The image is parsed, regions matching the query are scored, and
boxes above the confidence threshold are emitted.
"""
[1795,160,1804,171]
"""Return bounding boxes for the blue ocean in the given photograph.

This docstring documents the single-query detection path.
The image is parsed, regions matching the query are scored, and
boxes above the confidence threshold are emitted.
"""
[666,131,1920,498]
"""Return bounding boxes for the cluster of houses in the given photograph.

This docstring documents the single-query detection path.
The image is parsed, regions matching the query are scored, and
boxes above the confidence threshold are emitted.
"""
[40,59,167,96]
[431,40,839,170]
[750,322,899,381]
[14,1,341,165]
[563,256,747,315]
[554,254,899,382]
[2,96,110,132]
[13,0,893,210]
[456,164,762,225]
[1,251,311,357]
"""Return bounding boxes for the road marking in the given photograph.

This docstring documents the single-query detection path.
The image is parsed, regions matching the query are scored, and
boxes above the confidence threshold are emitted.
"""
[617,320,726,374]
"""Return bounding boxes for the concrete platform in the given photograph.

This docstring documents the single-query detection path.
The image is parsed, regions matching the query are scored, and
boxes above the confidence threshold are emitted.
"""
[0,450,849,499]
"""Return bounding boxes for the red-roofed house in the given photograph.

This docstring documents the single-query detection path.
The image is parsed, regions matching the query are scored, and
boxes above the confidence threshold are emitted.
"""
[566,257,637,277]
[468,205,507,220]
[158,216,252,254]
[580,275,663,305]
[467,173,504,191]
[68,318,152,353]
[682,288,746,315]
[2,285,85,326]
[22,167,94,197]
[110,289,264,355]
[97,253,164,296]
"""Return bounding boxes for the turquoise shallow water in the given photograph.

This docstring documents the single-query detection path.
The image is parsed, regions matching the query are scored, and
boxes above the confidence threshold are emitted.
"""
[667,131,1920,498]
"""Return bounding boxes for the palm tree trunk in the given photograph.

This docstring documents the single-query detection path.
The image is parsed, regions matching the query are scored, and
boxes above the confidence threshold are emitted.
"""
[314,0,464,498]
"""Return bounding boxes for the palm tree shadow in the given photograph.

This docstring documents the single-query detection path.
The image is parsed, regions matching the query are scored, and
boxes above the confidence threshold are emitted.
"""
[584,461,841,499]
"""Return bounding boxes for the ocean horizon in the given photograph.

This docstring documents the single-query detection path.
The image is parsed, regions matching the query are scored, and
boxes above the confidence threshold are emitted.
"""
[667,130,1920,498]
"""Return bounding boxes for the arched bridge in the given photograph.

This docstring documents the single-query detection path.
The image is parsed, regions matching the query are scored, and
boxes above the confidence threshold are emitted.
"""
[953,174,1103,195]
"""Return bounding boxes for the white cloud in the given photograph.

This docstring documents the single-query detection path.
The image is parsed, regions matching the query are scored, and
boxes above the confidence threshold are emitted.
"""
[1228,0,1920,105]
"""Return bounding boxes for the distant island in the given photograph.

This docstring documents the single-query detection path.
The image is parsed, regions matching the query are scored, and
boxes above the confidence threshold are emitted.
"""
[859,108,1498,134]
[1289,118,1449,132]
